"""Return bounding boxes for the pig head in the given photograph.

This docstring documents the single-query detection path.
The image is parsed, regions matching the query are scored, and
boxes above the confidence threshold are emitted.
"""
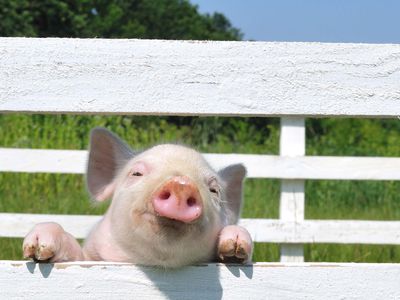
[23,128,253,267]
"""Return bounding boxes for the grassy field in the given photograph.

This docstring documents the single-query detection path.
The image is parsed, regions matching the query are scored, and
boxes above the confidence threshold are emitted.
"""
[0,114,399,262]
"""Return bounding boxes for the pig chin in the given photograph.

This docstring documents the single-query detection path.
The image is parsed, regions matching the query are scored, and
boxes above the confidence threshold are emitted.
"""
[111,195,221,267]
[154,215,189,231]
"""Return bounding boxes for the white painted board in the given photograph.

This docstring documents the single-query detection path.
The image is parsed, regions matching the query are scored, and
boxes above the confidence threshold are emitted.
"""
[2,148,400,180]
[279,118,305,262]
[240,219,400,244]
[2,213,400,244]
[0,261,399,299]
[1,38,400,117]
[0,213,100,239]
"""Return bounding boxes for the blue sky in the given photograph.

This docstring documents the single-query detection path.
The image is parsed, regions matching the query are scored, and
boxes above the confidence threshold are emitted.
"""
[190,0,400,44]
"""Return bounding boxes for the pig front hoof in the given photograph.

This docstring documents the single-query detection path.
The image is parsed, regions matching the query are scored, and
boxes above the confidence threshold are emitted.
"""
[22,222,64,262]
[23,242,55,262]
[217,225,253,264]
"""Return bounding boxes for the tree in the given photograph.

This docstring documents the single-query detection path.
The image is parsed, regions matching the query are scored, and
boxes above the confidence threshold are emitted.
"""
[0,0,242,40]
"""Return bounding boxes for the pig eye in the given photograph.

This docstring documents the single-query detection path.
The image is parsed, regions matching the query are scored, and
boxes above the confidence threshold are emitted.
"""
[130,171,143,177]
[209,187,218,194]
[128,161,148,178]
[208,177,220,195]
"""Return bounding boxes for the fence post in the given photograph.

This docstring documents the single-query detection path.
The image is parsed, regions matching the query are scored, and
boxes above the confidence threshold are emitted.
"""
[279,117,305,262]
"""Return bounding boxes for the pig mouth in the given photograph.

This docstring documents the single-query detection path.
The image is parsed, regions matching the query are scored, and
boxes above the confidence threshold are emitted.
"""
[157,216,187,230]
[142,211,195,234]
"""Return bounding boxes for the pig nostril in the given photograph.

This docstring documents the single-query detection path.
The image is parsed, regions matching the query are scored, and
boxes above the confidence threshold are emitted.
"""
[187,197,197,207]
[159,191,171,200]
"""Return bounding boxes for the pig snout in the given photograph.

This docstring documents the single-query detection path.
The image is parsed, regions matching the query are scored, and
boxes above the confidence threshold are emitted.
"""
[152,176,202,223]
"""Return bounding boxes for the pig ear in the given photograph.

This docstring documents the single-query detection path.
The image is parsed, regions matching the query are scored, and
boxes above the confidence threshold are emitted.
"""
[87,127,134,201]
[218,164,247,223]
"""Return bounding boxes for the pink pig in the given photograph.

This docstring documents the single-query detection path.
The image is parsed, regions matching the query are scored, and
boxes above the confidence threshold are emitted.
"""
[23,128,253,268]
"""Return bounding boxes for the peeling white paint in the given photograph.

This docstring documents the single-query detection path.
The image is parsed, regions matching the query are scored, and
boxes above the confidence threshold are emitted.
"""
[0,261,399,299]
[0,38,399,116]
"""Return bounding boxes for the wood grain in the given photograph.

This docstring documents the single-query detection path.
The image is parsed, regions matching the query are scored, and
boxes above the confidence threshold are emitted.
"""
[0,261,399,299]
[279,118,305,262]
[1,38,400,117]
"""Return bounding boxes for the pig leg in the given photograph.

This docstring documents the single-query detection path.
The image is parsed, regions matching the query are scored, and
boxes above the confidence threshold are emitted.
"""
[217,225,253,263]
[23,222,84,262]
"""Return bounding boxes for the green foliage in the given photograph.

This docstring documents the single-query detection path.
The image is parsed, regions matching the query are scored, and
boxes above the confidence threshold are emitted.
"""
[307,118,400,157]
[0,1,35,36]
[306,119,400,221]
[0,0,242,40]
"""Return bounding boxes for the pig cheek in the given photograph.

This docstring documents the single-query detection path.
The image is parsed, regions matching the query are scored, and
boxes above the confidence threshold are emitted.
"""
[200,190,221,220]
[200,197,224,237]
[125,185,160,233]
[123,176,142,188]
[130,206,162,235]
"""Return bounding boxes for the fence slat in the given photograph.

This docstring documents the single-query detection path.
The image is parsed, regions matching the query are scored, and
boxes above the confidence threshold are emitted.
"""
[1,261,399,299]
[1,38,400,117]
[3,213,399,244]
[279,118,305,262]
[2,148,400,180]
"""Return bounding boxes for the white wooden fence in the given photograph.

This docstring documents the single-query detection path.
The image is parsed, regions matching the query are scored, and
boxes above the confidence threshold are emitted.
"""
[1,38,400,299]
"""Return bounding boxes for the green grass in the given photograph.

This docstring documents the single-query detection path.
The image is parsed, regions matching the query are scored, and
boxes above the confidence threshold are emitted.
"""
[0,115,399,262]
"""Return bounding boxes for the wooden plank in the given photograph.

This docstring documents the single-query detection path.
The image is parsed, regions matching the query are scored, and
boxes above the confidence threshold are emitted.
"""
[1,38,400,117]
[4,213,399,244]
[0,213,100,239]
[0,261,399,299]
[279,118,305,262]
[0,148,87,174]
[2,148,400,180]
[239,219,400,244]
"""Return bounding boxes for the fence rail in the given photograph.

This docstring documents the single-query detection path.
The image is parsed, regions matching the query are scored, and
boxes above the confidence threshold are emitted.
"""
[2,213,400,245]
[1,38,400,117]
[2,148,400,180]
[0,261,399,299]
